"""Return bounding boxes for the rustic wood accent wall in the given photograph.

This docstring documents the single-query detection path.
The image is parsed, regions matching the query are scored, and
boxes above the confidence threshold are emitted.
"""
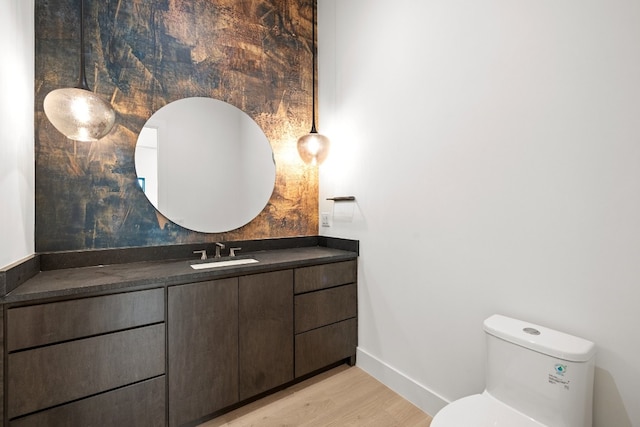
[35,0,317,252]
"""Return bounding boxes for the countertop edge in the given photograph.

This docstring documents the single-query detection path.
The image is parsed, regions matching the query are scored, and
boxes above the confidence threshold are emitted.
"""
[2,246,358,305]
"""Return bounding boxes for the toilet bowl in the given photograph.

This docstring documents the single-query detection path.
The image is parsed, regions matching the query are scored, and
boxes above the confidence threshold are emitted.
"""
[432,392,545,426]
[431,315,596,427]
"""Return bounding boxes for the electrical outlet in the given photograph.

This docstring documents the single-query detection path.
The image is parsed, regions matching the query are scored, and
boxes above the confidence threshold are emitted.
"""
[321,212,331,227]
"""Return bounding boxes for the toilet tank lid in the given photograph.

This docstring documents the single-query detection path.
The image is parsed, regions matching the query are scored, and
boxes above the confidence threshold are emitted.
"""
[483,315,596,362]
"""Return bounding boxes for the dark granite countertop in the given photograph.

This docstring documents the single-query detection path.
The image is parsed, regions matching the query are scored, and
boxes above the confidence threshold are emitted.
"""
[2,246,357,304]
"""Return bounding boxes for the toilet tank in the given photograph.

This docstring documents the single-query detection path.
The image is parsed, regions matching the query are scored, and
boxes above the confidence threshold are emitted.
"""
[483,315,596,427]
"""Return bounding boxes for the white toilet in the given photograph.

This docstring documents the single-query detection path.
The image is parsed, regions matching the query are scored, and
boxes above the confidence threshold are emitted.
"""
[431,314,596,427]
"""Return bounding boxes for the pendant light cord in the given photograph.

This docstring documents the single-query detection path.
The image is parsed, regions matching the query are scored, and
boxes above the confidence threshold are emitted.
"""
[76,0,90,90]
[310,0,318,134]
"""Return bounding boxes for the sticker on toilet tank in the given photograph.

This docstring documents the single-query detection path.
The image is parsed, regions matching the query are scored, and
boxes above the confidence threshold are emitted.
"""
[549,364,570,390]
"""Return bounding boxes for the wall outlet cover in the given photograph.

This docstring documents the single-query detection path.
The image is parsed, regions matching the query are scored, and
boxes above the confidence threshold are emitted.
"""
[321,212,331,227]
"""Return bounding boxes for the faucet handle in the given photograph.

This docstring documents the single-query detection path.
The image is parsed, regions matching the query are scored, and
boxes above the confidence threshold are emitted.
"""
[193,250,207,260]
[229,247,242,257]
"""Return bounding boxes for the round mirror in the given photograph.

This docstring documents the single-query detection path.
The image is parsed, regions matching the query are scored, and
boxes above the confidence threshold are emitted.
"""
[134,97,276,233]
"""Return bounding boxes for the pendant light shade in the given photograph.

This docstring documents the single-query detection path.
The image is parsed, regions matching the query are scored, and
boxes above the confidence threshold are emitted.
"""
[44,0,115,142]
[44,88,116,142]
[297,129,330,166]
[297,0,330,165]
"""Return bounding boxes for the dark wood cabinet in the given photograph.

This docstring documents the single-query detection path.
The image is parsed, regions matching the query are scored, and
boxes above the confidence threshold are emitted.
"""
[295,318,357,377]
[239,270,293,400]
[294,260,357,294]
[168,271,295,426]
[165,262,356,425]
[168,278,239,427]
[9,377,165,427]
[294,260,358,378]
[7,288,164,351]
[5,289,166,426]
[295,283,357,334]
[8,324,164,419]
[2,250,357,427]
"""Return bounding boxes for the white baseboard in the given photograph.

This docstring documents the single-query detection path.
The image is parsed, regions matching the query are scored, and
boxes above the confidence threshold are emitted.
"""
[356,347,449,418]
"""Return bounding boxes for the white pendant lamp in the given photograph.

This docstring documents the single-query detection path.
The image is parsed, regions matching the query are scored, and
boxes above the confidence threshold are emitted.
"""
[44,0,116,142]
[297,0,330,165]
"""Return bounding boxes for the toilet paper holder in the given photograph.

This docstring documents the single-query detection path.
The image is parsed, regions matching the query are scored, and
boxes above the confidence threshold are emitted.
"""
[326,196,356,202]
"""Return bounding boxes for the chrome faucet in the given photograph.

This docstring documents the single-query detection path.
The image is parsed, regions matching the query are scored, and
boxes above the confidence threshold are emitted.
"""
[214,242,225,258]
[229,247,241,257]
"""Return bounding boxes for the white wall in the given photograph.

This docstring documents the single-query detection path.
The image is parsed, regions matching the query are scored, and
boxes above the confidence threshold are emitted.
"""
[0,0,35,269]
[318,1,640,425]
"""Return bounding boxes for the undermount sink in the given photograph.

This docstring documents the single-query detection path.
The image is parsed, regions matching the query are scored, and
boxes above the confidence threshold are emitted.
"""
[190,258,259,270]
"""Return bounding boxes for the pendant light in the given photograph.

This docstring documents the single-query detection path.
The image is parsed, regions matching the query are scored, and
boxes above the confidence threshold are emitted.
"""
[297,0,330,165]
[44,0,116,142]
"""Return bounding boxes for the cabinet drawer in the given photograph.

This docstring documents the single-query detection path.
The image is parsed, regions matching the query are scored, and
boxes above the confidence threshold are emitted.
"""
[295,318,357,378]
[295,284,357,334]
[8,324,165,418]
[9,376,166,427]
[7,288,164,351]
[294,260,357,294]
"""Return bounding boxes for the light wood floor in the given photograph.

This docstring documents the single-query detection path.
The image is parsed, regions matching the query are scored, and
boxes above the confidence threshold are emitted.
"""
[199,364,433,427]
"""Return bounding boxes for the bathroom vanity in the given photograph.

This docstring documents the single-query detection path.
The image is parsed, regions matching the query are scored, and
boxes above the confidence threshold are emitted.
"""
[0,238,358,427]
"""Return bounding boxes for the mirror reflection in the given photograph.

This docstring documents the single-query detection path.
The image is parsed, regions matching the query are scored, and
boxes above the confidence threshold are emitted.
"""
[135,97,276,233]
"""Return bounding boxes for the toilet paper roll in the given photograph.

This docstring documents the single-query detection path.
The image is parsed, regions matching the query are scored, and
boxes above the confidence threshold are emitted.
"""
[333,201,355,222]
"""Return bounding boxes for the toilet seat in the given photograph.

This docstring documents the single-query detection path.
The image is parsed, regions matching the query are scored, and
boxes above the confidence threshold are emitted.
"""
[431,392,545,427]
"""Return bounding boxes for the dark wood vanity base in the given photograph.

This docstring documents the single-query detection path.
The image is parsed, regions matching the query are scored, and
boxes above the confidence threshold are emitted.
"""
[0,240,358,427]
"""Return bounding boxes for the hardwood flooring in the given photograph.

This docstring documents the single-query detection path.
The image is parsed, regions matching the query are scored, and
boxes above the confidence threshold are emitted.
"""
[199,364,433,427]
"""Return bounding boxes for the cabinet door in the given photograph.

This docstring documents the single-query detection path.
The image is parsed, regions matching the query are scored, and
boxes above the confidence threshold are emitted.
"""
[239,270,293,400]
[168,278,239,427]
